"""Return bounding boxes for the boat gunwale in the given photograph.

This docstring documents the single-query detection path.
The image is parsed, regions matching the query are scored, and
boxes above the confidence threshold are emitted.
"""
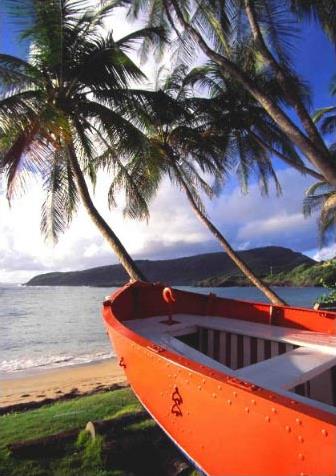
[102,281,336,425]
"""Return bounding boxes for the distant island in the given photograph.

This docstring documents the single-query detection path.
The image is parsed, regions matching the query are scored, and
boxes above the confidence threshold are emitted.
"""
[25,246,336,287]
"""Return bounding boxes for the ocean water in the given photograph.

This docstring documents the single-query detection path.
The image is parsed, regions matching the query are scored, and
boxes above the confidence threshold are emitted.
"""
[0,284,327,377]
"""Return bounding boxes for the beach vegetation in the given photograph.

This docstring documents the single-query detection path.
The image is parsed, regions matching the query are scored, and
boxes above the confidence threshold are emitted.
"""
[264,260,336,287]
[195,259,336,288]
[79,432,104,470]
[314,280,336,306]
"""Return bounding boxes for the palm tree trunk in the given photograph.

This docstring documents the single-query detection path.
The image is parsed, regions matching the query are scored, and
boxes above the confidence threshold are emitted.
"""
[68,143,147,282]
[176,172,287,306]
[167,0,336,186]
[244,0,329,157]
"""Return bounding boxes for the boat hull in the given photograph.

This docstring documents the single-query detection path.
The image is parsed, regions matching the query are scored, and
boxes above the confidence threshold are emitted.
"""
[102,282,336,476]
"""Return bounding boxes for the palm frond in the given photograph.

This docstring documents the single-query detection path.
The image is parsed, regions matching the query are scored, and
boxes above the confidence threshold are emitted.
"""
[313,106,336,124]
[171,161,208,217]
[41,147,78,243]
[253,0,300,68]
[0,54,43,91]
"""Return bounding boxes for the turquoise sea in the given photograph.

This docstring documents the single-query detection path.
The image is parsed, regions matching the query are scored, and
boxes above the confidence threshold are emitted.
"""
[0,285,327,377]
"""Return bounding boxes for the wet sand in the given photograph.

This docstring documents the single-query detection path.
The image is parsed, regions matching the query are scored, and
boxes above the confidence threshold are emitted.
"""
[0,359,127,409]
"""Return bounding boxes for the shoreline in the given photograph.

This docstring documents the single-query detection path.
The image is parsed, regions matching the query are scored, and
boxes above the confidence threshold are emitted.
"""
[0,354,114,381]
[0,358,127,410]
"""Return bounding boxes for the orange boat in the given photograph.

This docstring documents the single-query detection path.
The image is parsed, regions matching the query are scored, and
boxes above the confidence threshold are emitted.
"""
[102,281,336,476]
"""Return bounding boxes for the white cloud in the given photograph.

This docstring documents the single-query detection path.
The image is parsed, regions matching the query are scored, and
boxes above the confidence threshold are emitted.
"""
[206,168,319,251]
[313,245,336,261]
[0,166,322,283]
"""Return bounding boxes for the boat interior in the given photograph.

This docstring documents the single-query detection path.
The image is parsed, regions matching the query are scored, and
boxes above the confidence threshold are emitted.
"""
[127,313,336,414]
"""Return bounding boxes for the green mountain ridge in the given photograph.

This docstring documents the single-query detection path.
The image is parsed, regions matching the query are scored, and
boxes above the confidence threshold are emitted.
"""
[26,246,316,287]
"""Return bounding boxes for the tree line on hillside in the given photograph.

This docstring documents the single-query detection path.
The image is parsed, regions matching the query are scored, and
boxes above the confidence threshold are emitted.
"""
[1,0,336,305]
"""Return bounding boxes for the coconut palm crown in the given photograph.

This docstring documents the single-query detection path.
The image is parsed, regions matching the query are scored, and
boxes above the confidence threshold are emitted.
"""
[304,76,336,243]
[0,0,167,281]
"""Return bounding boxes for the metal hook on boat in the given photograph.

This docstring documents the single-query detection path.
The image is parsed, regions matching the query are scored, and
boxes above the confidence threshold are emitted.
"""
[161,287,179,325]
[163,287,176,304]
[119,357,126,368]
[172,387,183,405]
[171,386,183,416]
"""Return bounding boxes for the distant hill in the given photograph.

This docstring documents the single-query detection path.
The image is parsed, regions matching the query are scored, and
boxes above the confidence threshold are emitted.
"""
[26,246,315,287]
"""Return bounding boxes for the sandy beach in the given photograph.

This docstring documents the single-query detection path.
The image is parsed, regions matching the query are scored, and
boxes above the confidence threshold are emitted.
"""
[0,359,127,409]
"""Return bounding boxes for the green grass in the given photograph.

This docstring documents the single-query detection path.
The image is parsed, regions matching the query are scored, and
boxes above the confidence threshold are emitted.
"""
[0,388,198,476]
[0,388,140,449]
[0,389,147,476]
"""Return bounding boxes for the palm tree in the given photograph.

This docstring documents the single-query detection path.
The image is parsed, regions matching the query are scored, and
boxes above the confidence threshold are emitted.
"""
[184,62,324,184]
[313,76,336,138]
[107,65,288,305]
[304,76,336,242]
[127,0,336,186]
[0,0,166,281]
[303,179,336,243]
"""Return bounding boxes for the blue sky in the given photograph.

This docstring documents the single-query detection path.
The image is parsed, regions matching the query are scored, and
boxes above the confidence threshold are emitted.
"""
[0,4,335,281]
[1,8,29,58]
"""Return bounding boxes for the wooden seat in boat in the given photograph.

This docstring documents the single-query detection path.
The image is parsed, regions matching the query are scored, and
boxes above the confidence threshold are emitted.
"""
[236,347,336,390]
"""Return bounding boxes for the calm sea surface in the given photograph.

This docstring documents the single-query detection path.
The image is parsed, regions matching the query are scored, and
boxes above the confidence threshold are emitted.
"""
[0,285,327,377]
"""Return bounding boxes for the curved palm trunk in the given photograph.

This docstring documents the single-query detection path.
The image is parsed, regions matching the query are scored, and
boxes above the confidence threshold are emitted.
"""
[167,0,336,187]
[244,0,329,158]
[178,177,287,306]
[68,144,147,282]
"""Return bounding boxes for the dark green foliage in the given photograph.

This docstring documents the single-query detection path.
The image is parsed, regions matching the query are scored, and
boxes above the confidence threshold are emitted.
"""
[78,433,105,470]
[315,279,336,306]
[181,62,304,194]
